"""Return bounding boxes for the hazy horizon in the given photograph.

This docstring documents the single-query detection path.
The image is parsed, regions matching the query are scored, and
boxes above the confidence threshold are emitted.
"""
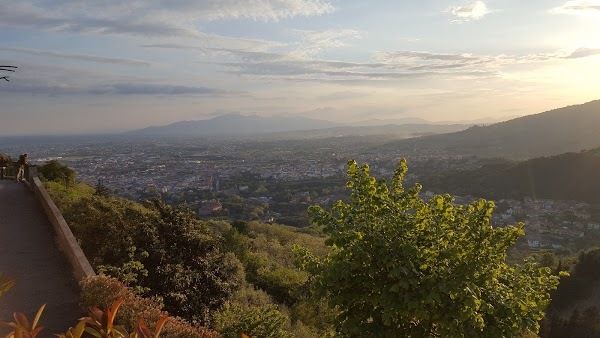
[1,0,599,135]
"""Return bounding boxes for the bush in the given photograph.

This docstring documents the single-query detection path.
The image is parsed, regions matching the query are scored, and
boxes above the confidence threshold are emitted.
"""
[45,181,245,325]
[297,160,562,337]
[39,160,76,186]
[80,275,221,338]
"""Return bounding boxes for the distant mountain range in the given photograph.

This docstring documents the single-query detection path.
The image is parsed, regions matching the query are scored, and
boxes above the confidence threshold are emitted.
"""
[128,112,514,138]
[424,148,600,204]
[129,113,341,136]
[381,100,600,159]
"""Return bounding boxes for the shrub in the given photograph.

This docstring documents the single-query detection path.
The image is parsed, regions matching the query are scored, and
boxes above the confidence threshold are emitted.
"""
[80,275,221,338]
[38,160,76,186]
[297,160,562,337]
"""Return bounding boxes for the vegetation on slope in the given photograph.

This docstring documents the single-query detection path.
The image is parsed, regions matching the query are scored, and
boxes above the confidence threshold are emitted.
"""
[39,160,563,337]
[41,161,330,337]
[297,160,561,337]
[425,148,600,204]
[537,248,600,337]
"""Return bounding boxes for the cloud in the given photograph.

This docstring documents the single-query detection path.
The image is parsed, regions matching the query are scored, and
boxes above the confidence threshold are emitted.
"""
[290,29,363,58]
[141,28,360,57]
[0,0,334,38]
[141,34,285,52]
[565,47,600,58]
[208,48,497,82]
[317,91,371,100]
[93,83,229,96]
[551,0,600,15]
[206,46,600,83]
[0,47,154,66]
[446,1,492,23]
[0,61,233,96]
[2,81,232,96]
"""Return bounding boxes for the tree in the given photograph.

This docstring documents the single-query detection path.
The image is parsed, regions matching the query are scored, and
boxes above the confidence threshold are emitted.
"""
[94,179,111,197]
[296,160,561,337]
[143,200,244,324]
[39,160,76,186]
[59,192,244,325]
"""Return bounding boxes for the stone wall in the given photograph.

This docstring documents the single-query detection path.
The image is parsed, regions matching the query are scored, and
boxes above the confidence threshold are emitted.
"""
[29,176,96,280]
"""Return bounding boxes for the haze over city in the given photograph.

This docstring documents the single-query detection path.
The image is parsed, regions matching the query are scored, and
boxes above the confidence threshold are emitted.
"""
[1,0,599,135]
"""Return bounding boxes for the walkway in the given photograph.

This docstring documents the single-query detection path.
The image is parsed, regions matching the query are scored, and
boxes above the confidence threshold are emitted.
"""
[0,180,81,336]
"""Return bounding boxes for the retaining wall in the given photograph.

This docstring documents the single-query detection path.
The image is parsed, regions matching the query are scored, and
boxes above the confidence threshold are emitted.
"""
[30,176,95,280]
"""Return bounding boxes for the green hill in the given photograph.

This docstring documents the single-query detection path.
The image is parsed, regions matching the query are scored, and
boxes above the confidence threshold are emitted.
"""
[424,148,600,203]
[383,100,600,159]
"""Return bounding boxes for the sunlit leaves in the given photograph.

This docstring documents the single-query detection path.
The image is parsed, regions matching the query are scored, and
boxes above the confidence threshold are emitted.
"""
[0,304,46,338]
[0,274,15,297]
[297,159,561,337]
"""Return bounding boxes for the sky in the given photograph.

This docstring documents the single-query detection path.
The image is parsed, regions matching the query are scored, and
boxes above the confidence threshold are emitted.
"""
[0,0,599,135]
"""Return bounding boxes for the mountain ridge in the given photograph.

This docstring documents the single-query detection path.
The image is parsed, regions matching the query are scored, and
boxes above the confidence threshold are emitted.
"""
[129,114,342,136]
[381,100,600,159]
[128,112,521,137]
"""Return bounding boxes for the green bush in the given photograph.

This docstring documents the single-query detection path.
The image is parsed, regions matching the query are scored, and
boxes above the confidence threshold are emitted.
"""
[46,180,244,325]
[215,303,292,338]
[80,275,221,338]
[39,160,76,186]
[297,160,562,337]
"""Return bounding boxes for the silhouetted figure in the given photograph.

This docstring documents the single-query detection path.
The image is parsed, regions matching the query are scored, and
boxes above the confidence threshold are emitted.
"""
[16,153,28,182]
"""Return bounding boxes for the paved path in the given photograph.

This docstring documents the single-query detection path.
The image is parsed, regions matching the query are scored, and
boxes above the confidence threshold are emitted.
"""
[0,180,82,337]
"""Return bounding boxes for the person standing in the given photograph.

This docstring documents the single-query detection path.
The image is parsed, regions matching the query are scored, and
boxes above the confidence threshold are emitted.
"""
[16,153,28,182]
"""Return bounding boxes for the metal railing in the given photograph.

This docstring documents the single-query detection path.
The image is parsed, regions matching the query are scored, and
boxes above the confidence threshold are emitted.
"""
[0,161,34,182]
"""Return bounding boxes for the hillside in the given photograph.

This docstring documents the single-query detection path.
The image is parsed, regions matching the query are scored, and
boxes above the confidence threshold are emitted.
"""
[424,148,600,204]
[382,100,600,159]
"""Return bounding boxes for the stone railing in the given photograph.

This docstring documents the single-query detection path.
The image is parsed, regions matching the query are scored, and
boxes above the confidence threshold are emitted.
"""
[26,166,96,280]
[0,160,18,180]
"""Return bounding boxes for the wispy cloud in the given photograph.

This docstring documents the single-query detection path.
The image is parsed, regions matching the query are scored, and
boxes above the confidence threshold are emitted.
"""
[208,49,492,82]
[3,81,233,96]
[0,0,335,38]
[551,0,600,15]
[91,83,230,96]
[0,62,234,96]
[0,47,154,66]
[3,80,233,96]
[565,47,600,58]
[446,1,492,23]
[204,47,600,83]
[141,34,285,53]
[142,28,358,58]
[290,29,363,58]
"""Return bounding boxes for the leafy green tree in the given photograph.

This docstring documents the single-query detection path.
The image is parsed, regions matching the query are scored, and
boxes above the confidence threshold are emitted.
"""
[53,187,244,326]
[39,160,76,186]
[296,160,561,337]
[214,285,294,338]
[144,200,244,324]
[215,303,293,338]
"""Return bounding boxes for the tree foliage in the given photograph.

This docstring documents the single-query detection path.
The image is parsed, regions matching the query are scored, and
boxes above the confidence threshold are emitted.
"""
[80,275,220,337]
[426,149,600,204]
[39,160,76,186]
[49,186,243,325]
[296,159,561,337]
[540,247,600,337]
